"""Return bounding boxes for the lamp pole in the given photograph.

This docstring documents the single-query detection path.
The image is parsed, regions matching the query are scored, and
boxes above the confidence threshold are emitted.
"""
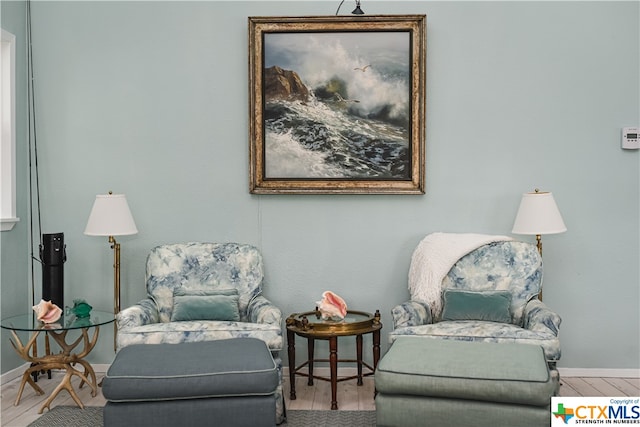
[109,235,121,314]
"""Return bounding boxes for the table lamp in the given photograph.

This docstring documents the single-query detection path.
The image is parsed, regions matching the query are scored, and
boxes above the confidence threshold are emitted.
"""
[512,189,566,300]
[84,192,138,315]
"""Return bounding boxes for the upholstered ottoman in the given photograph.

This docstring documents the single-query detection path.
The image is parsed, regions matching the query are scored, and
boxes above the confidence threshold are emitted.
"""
[103,338,279,427]
[375,337,559,427]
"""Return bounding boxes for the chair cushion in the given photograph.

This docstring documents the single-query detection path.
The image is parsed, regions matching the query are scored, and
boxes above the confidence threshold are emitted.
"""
[116,320,284,352]
[171,288,240,322]
[376,337,557,407]
[103,338,278,402]
[389,320,561,361]
[441,290,512,323]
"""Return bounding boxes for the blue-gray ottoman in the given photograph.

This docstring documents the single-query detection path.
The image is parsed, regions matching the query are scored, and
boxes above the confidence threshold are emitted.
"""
[375,337,559,427]
[103,338,279,427]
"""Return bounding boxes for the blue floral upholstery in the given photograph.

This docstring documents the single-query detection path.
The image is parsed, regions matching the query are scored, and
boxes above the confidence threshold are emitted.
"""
[116,242,285,423]
[390,240,562,366]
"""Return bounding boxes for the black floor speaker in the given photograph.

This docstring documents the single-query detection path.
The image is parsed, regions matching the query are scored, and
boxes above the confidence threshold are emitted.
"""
[40,233,66,308]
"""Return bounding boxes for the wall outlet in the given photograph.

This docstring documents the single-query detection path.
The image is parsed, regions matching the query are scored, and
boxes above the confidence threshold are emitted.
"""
[622,127,639,150]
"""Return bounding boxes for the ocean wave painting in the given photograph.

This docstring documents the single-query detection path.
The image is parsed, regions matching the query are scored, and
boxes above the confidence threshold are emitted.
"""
[263,31,411,180]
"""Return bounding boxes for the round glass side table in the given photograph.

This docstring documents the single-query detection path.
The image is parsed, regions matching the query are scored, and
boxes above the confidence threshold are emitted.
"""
[1,310,115,413]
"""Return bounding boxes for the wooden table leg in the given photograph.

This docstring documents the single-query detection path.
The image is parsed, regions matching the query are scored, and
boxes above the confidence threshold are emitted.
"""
[307,337,315,386]
[356,334,364,385]
[373,327,381,398]
[373,328,381,369]
[329,336,338,410]
[287,328,296,400]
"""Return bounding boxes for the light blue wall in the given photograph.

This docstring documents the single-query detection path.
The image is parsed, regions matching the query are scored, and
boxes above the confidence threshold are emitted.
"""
[2,1,638,372]
[1,0,30,374]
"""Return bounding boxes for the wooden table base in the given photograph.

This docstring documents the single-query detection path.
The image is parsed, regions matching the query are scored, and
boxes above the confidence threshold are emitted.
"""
[9,326,100,413]
[286,310,382,410]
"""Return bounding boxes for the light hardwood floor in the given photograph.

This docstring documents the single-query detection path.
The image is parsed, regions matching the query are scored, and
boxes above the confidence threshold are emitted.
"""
[1,370,638,427]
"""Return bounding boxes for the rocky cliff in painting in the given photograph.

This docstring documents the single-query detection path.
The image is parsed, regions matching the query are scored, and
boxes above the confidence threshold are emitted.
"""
[264,66,309,102]
[262,63,410,180]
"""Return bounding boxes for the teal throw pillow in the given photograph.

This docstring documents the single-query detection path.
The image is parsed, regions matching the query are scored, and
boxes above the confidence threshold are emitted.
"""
[441,290,512,323]
[171,288,240,322]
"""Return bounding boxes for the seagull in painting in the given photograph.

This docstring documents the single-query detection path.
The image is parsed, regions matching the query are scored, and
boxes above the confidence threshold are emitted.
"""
[334,93,360,103]
[354,64,371,72]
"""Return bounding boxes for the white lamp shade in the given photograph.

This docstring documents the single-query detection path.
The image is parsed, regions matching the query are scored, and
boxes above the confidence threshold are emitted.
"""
[512,191,567,235]
[84,193,138,236]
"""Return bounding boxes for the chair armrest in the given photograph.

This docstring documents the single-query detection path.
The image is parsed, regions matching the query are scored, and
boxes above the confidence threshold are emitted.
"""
[116,298,160,330]
[247,295,282,326]
[391,300,432,329]
[523,299,562,336]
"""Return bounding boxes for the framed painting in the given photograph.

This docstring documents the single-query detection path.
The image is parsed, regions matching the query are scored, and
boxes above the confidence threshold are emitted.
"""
[249,15,426,194]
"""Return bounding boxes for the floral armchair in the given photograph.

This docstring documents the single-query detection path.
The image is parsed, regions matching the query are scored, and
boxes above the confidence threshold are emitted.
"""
[116,242,284,422]
[390,233,562,369]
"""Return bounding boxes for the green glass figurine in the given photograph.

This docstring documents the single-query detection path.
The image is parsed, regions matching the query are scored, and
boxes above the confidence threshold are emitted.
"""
[71,299,92,318]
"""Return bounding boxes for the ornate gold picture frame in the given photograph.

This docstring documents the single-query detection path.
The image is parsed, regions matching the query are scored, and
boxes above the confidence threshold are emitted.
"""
[249,15,426,194]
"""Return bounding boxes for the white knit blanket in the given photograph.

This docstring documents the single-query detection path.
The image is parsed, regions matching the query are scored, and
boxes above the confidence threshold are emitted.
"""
[408,232,513,317]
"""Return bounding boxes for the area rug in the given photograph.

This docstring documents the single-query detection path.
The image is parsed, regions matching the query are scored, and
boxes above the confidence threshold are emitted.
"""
[27,406,377,427]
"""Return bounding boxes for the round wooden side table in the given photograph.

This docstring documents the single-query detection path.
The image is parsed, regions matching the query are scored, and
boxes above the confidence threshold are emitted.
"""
[285,309,382,410]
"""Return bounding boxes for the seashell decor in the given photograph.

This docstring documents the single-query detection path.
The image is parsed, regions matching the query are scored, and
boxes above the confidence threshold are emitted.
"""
[316,291,347,320]
[32,299,63,324]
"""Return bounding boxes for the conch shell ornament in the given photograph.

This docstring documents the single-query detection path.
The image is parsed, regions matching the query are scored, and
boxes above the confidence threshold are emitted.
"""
[316,291,347,320]
[32,299,62,324]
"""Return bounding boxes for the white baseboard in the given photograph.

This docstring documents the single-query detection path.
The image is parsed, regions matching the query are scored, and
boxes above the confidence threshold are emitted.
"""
[3,364,638,384]
[283,366,361,377]
[1,363,29,385]
[559,368,640,378]
[92,363,111,373]
[285,366,640,379]
[1,363,113,385]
